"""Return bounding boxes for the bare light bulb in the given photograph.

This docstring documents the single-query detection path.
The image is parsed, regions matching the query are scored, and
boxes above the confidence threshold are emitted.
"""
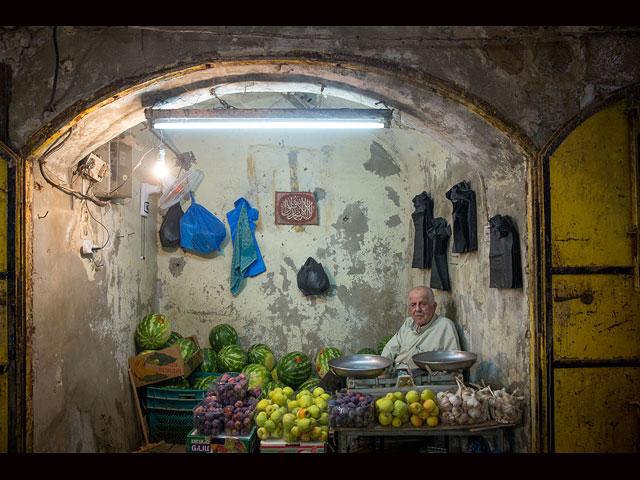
[154,148,168,179]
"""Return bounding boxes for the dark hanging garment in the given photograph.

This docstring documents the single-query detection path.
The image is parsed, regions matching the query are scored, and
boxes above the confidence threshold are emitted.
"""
[489,214,522,289]
[427,217,451,291]
[159,203,184,248]
[411,192,434,269]
[445,181,478,253]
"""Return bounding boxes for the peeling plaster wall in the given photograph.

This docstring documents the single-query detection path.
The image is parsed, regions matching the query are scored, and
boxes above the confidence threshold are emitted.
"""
[30,130,160,452]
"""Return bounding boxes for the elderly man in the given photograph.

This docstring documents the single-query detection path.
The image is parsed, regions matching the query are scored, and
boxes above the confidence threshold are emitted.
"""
[381,286,461,373]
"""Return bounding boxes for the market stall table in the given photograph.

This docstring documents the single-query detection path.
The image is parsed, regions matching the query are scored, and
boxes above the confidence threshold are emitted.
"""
[332,421,517,453]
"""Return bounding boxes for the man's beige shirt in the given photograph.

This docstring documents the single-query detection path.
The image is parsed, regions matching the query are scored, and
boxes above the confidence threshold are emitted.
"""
[380,315,461,371]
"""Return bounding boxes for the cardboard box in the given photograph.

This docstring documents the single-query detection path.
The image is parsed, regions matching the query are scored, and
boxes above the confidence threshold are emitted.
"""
[128,336,203,387]
[186,427,257,453]
[259,439,326,453]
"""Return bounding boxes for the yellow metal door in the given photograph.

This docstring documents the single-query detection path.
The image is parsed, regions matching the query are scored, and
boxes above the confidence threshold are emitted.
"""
[547,101,640,452]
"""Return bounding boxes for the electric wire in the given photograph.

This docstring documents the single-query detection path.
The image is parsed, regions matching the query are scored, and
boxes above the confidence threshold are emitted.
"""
[44,26,59,115]
[37,127,109,207]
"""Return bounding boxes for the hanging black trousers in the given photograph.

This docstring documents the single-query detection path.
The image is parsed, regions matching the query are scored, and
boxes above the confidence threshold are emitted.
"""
[427,217,451,291]
[411,192,434,269]
[445,181,478,253]
[489,214,522,289]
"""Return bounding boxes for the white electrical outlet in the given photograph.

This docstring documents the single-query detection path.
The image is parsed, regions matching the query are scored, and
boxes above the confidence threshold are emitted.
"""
[81,240,94,255]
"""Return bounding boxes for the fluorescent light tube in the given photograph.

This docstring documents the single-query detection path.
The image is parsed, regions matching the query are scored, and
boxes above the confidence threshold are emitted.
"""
[152,119,386,130]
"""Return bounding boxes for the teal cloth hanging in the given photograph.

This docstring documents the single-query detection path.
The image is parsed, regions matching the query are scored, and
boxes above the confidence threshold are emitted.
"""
[229,202,259,295]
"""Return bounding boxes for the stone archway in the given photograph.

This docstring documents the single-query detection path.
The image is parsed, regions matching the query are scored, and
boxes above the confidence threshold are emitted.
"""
[20,56,540,452]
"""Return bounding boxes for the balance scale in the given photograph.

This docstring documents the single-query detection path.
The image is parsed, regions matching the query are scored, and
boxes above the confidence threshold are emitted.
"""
[344,370,459,396]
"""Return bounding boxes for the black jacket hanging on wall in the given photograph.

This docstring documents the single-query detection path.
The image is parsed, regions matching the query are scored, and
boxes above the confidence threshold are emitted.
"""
[445,181,478,253]
[411,192,434,269]
[427,217,451,291]
[489,214,522,289]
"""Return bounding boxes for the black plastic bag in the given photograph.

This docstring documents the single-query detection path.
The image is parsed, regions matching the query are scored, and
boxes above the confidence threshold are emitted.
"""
[297,257,330,296]
[411,191,434,269]
[489,214,522,289]
[445,181,478,253]
[427,217,451,291]
[159,203,184,248]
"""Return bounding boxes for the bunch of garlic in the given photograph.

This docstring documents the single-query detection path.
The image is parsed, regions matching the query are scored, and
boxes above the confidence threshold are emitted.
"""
[487,386,525,424]
[436,376,490,425]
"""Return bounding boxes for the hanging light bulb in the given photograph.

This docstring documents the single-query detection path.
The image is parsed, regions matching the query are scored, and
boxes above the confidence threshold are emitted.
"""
[154,148,168,179]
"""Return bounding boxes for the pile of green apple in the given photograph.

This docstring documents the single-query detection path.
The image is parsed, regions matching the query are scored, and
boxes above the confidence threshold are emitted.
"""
[283,386,331,443]
[254,385,296,440]
[375,389,439,427]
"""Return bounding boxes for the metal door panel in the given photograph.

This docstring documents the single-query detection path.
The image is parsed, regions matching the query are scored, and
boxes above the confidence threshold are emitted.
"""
[553,274,640,360]
[547,100,640,453]
[549,103,632,268]
[554,366,640,453]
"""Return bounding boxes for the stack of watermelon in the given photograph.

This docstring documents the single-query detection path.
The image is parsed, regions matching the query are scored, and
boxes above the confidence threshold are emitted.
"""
[277,351,312,390]
[315,347,343,378]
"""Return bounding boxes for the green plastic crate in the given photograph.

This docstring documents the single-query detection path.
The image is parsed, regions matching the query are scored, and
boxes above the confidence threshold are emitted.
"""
[146,373,220,443]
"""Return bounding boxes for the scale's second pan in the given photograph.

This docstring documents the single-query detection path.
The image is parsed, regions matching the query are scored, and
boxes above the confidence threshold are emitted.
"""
[412,350,478,372]
[328,354,392,378]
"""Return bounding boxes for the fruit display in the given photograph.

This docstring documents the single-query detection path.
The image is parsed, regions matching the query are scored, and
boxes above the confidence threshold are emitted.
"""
[176,337,198,362]
[158,376,191,390]
[374,389,440,427]
[217,344,248,372]
[356,348,377,355]
[283,387,331,443]
[135,313,172,350]
[329,391,374,428]
[297,377,321,393]
[377,334,393,355]
[196,348,218,373]
[315,347,343,378]
[191,374,219,391]
[437,377,490,425]
[192,373,261,436]
[162,331,183,348]
[247,344,276,371]
[241,363,273,390]
[209,323,239,352]
[264,380,286,397]
[254,385,295,440]
[277,351,312,390]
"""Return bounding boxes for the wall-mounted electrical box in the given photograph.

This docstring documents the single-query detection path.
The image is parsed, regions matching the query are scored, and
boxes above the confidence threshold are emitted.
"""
[92,138,133,199]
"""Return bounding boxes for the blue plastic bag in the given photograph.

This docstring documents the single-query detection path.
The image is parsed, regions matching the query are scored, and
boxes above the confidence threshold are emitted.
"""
[179,193,226,254]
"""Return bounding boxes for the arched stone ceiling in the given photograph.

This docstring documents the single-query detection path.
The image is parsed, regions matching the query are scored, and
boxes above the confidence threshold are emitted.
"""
[28,59,536,182]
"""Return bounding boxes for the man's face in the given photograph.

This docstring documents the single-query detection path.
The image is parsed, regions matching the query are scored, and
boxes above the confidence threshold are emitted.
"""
[409,289,437,328]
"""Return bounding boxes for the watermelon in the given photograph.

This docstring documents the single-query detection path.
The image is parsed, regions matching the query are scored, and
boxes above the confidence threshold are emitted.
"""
[377,334,393,355]
[241,363,273,389]
[315,347,343,378]
[209,324,238,352]
[217,344,248,372]
[297,377,321,393]
[247,344,276,372]
[196,348,218,373]
[264,380,286,396]
[277,351,312,389]
[176,338,198,362]
[162,331,183,348]
[158,376,190,390]
[135,313,172,350]
[192,374,220,391]
[357,348,377,355]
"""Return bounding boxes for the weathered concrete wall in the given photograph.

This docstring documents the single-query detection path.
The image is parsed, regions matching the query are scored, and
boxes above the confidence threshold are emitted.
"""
[30,129,160,452]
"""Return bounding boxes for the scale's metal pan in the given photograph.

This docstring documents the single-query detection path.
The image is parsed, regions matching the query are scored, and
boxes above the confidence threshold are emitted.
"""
[412,350,478,372]
[328,354,392,378]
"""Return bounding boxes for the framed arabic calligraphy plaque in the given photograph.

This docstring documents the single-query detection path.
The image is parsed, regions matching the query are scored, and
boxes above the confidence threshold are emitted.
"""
[275,192,319,225]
